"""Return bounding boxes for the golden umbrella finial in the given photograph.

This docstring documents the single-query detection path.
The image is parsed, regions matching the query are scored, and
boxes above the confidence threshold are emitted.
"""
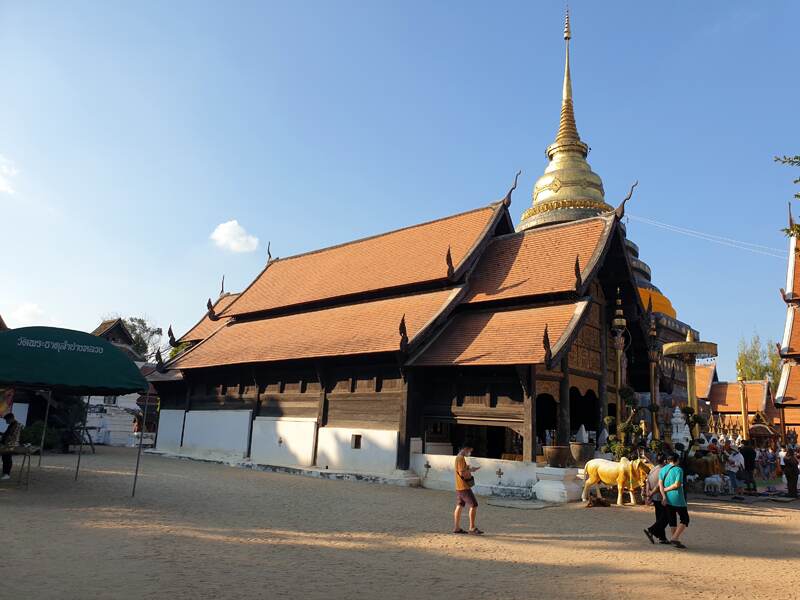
[555,7,579,145]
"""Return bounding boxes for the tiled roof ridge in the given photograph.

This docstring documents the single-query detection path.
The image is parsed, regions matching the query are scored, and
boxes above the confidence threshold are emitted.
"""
[270,201,501,267]
[219,201,506,318]
[492,212,614,243]
[167,286,466,370]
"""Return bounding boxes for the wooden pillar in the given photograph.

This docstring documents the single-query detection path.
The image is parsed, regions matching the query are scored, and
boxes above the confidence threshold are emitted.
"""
[520,364,537,462]
[179,381,191,448]
[246,369,261,459]
[737,378,750,441]
[311,364,327,466]
[557,356,571,445]
[599,303,608,434]
[396,370,413,470]
[779,405,787,445]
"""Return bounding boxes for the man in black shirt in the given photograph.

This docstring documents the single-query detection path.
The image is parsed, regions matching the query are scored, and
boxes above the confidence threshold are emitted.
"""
[739,439,757,493]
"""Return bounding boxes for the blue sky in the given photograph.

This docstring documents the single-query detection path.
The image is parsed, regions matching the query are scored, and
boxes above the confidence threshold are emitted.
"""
[1,1,798,380]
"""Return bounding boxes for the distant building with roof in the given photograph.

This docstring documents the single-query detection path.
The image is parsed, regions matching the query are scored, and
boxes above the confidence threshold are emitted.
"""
[92,318,143,362]
[775,218,800,440]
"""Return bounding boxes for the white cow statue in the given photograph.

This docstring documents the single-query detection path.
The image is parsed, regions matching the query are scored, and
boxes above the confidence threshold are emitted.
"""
[581,457,652,506]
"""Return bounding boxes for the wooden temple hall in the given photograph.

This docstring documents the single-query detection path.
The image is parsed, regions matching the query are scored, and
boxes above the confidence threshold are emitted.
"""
[152,14,700,477]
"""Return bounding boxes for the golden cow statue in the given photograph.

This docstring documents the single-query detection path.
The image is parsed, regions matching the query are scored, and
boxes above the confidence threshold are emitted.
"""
[581,457,652,506]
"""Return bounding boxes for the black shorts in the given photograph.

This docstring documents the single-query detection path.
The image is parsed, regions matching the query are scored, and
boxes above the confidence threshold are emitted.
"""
[666,504,690,527]
[456,489,478,508]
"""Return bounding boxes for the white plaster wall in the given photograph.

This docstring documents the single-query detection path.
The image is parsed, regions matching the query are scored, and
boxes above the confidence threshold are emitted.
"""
[156,409,185,452]
[410,453,538,494]
[316,427,398,474]
[250,417,316,467]
[182,410,251,458]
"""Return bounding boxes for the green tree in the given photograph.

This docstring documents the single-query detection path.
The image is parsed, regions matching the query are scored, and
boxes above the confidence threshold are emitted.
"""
[777,154,800,236]
[735,334,781,395]
[168,341,190,360]
[122,316,163,360]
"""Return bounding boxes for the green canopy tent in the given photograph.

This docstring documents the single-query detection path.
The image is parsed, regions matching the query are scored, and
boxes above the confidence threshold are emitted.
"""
[0,326,149,494]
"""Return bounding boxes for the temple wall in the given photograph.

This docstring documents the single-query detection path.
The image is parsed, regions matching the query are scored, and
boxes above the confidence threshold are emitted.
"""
[155,409,184,452]
[316,427,398,474]
[182,409,252,459]
[250,416,316,467]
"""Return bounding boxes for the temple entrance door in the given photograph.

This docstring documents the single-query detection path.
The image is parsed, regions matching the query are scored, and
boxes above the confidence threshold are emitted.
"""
[570,387,599,441]
[535,393,557,446]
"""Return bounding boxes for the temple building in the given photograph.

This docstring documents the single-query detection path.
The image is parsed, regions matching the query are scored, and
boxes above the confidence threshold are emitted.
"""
[774,221,800,439]
[152,13,699,489]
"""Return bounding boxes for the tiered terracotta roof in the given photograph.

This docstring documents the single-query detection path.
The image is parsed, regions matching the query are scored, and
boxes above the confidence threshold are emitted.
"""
[172,288,462,370]
[168,201,628,371]
[708,381,778,423]
[694,362,717,400]
[466,216,613,305]
[776,362,800,406]
[410,300,590,367]
[178,293,240,344]
[91,318,134,344]
[223,203,507,317]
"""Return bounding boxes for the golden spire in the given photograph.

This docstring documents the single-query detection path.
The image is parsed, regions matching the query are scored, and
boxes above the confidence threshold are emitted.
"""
[556,8,581,145]
[516,8,611,232]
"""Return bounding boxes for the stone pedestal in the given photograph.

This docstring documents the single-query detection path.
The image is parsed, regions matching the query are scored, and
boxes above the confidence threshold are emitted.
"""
[533,467,582,503]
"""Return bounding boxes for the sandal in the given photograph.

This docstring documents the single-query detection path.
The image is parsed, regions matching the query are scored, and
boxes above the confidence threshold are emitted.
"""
[643,529,655,544]
[468,528,484,535]
[452,528,467,534]
[670,540,687,549]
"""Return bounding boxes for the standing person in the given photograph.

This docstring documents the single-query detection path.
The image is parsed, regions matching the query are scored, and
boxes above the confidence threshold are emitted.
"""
[739,440,757,493]
[766,446,777,480]
[643,454,670,545]
[659,452,690,549]
[1,413,22,481]
[453,445,483,535]
[783,448,799,499]
[724,447,744,495]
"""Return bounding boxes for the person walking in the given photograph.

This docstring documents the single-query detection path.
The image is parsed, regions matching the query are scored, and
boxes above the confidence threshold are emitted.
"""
[659,452,690,549]
[739,440,757,494]
[783,447,799,499]
[453,445,483,535]
[643,454,670,545]
[724,447,744,495]
[1,413,22,481]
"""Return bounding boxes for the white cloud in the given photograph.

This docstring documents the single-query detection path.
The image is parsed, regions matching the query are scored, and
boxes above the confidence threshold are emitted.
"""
[210,219,259,253]
[6,303,60,328]
[0,155,18,195]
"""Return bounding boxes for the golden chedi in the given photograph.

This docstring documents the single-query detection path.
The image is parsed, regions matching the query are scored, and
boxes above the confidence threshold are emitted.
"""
[517,11,612,231]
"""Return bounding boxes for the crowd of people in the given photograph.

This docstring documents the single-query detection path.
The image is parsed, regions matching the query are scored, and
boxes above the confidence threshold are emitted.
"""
[694,436,799,498]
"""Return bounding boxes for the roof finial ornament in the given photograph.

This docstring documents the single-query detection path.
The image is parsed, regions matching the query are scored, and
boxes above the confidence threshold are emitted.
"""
[267,241,272,263]
[207,298,219,322]
[155,348,166,372]
[564,5,571,41]
[502,170,522,206]
[542,324,552,367]
[446,245,455,279]
[220,275,225,297]
[399,314,409,353]
[574,254,582,291]
[167,325,179,348]
[614,181,639,220]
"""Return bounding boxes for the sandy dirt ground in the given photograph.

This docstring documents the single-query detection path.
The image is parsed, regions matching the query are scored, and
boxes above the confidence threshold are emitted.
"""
[2,447,799,600]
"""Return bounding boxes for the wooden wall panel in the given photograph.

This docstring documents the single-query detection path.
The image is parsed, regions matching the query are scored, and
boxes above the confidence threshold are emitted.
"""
[326,393,402,429]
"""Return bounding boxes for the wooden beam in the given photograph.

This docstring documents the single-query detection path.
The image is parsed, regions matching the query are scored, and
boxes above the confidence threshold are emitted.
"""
[558,355,571,445]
